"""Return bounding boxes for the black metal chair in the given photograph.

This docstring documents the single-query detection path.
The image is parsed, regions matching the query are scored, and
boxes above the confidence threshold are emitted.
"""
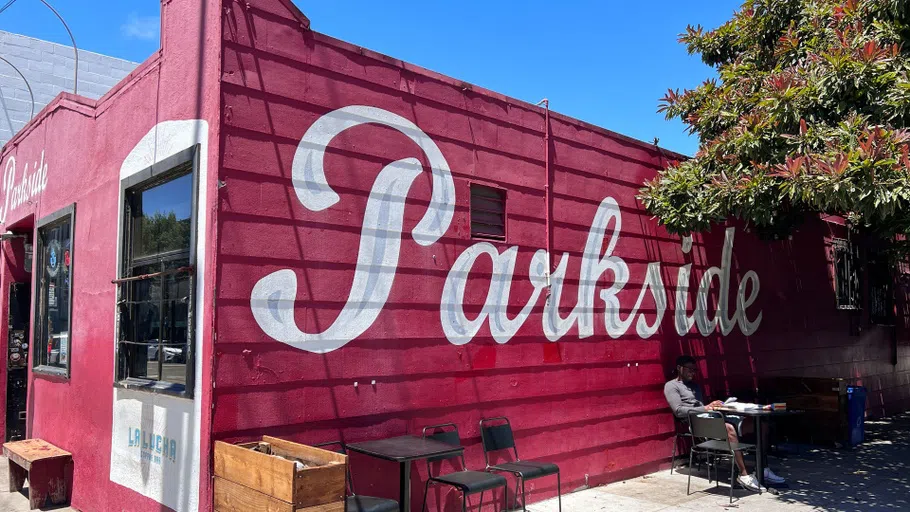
[671,415,725,480]
[314,441,399,512]
[420,423,507,512]
[669,416,692,474]
[686,411,755,504]
[479,417,561,512]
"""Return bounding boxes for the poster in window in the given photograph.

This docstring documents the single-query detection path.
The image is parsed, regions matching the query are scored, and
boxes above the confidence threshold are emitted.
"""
[46,239,61,278]
[48,283,56,308]
[64,239,71,286]
[58,334,68,366]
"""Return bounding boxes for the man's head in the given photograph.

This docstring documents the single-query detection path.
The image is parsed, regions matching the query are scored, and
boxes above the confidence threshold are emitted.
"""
[676,355,698,382]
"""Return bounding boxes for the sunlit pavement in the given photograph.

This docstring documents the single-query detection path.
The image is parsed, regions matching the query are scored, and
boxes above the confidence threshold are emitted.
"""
[0,412,906,511]
[528,412,910,512]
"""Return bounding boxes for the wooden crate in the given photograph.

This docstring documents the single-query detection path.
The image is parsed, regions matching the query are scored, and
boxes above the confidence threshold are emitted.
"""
[214,436,346,512]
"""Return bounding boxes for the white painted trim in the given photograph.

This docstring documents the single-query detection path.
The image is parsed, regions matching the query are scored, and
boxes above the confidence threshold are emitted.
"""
[110,120,207,512]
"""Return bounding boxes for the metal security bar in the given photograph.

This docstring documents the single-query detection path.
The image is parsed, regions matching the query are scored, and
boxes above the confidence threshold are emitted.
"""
[868,250,895,325]
[111,266,194,285]
[833,238,860,310]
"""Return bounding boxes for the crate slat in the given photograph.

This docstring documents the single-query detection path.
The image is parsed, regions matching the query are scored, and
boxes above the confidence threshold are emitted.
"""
[214,437,347,511]
[214,440,297,502]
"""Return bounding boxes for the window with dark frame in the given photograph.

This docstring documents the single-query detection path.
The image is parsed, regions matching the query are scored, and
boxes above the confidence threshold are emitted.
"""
[868,248,895,325]
[116,152,197,396]
[470,184,506,241]
[33,205,75,376]
[833,237,860,310]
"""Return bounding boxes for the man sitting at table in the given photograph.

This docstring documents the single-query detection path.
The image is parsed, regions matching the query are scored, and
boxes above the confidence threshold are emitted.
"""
[664,355,786,490]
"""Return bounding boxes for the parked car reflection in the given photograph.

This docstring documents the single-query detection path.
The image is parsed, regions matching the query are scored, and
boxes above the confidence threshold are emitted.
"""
[146,341,186,363]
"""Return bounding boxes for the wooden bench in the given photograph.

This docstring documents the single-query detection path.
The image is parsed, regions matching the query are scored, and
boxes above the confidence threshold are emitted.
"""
[3,439,72,510]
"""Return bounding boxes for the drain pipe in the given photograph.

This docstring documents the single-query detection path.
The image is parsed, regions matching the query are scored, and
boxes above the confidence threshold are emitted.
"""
[536,98,552,292]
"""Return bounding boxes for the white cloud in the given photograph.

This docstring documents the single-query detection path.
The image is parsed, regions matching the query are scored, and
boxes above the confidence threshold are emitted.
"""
[121,13,159,41]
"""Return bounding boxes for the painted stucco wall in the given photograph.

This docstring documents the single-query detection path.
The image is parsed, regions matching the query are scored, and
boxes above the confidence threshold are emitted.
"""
[0,30,138,147]
[0,1,905,511]
[0,1,222,511]
[213,1,910,510]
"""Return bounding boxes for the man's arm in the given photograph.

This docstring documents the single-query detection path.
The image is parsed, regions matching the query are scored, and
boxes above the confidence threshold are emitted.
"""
[697,385,723,409]
[664,381,706,418]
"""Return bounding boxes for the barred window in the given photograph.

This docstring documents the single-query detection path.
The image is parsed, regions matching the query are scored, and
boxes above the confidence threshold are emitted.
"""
[833,238,860,310]
[116,147,198,396]
[868,249,895,325]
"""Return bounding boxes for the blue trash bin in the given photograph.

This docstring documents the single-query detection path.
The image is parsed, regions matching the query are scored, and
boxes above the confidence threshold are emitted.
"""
[846,385,867,447]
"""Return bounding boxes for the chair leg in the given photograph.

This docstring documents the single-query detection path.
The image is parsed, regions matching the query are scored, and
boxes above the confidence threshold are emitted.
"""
[712,455,720,491]
[479,490,484,511]
[512,478,521,510]
[729,456,736,504]
[503,483,508,512]
[421,480,431,512]
[557,471,562,512]
[670,434,678,474]
[521,477,527,512]
[463,491,468,512]
[687,449,694,495]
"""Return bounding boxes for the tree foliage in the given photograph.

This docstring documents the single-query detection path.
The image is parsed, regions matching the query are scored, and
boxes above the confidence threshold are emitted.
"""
[639,0,910,240]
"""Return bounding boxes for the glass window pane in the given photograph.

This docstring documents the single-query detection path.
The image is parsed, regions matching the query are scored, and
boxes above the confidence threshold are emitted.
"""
[118,165,195,392]
[132,172,193,259]
[35,216,72,370]
[160,287,187,386]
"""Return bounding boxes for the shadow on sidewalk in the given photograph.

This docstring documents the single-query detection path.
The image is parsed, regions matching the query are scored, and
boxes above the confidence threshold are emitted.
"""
[771,412,910,511]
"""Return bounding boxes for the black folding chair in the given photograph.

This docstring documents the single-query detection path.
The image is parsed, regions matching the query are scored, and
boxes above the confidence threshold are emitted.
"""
[686,411,755,504]
[314,441,399,512]
[479,417,561,512]
[421,423,507,512]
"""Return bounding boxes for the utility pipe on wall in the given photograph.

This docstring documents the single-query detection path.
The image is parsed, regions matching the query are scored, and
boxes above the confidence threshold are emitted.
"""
[536,98,552,292]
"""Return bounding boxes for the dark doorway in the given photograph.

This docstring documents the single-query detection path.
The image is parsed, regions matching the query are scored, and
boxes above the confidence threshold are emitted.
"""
[6,281,30,441]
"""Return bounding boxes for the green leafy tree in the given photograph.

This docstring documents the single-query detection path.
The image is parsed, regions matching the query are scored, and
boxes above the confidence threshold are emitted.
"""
[640,0,910,241]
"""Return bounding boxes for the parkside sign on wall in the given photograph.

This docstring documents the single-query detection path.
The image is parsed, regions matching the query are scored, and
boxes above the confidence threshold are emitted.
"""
[0,151,49,224]
[251,106,763,353]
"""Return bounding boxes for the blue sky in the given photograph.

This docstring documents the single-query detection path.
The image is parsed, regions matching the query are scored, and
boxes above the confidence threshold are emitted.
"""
[0,0,742,156]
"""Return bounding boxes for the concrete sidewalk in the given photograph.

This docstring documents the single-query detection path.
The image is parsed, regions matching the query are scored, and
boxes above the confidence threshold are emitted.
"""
[528,411,910,512]
[0,412,906,511]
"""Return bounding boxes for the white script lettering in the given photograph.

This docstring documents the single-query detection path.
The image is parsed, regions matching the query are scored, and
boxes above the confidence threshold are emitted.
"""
[0,151,49,224]
[250,106,456,353]
[251,106,763,353]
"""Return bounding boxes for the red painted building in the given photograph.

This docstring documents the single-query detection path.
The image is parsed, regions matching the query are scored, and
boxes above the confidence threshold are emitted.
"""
[0,0,907,510]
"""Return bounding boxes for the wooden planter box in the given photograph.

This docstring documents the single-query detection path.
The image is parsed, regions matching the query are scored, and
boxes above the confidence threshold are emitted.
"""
[214,436,346,512]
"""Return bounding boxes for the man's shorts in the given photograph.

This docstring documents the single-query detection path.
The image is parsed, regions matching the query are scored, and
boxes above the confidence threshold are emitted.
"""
[725,414,744,436]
